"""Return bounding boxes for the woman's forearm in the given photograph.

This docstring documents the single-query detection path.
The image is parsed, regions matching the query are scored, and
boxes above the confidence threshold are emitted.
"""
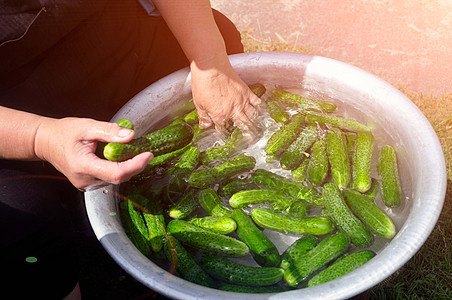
[0,106,48,160]
[152,0,228,67]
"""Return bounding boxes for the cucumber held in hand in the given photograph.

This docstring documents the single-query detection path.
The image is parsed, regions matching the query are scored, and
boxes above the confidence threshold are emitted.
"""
[103,122,194,162]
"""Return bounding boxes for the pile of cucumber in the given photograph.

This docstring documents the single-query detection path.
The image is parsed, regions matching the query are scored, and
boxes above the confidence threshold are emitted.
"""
[104,83,403,292]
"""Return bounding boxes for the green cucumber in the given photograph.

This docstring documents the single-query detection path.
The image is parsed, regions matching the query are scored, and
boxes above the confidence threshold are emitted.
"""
[200,253,284,287]
[200,127,244,164]
[266,98,290,124]
[286,200,308,218]
[115,118,134,129]
[307,249,376,287]
[249,83,267,98]
[265,113,305,158]
[377,145,402,207]
[306,138,329,187]
[182,109,199,125]
[326,128,351,188]
[280,235,319,270]
[280,125,318,170]
[145,142,193,170]
[188,153,256,188]
[166,219,249,257]
[119,201,150,256]
[104,122,194,162]
[346,132,357,163]
[252,169,324,207]
[128,194,166,253]
[305,111,371,132]
[229,189,297,211]
[250,207,334,236]
[221,177,257,198]
[166,146,201,193]
[168,189,199,219]
[163,234,214,287]
[271,89,337,113]
[198,188,233,217]
[364,178,379,201]
[217,282,288,293]
[322,183,373,247]
[284,233,350,287]
[232,209,281,267]
[188,216,237,234]
[351,132,375,193]
[343,188,396,239]
[291,158,309,181]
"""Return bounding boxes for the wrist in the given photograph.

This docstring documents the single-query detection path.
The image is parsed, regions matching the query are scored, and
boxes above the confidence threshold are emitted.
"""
[34,117,56,162]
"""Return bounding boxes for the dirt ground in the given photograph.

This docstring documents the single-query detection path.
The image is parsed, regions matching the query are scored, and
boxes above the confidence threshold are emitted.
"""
[211,0,452,97]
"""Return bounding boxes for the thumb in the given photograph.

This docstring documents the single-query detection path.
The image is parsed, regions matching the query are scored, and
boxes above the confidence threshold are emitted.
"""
[197,109,213,129]
[83,120,136,143]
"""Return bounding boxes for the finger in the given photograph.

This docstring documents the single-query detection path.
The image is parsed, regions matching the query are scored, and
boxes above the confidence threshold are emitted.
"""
[249,93,262,107]
[82,120,136,143]
[85,151,153,185]
[197,109,213,129]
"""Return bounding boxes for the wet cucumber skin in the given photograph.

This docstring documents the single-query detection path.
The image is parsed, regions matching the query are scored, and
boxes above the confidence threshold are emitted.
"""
[232,209,281,267]
[307,249,376,287]
[322,183,374,247]
[326,128,351,189]
[377,145,402,207]
[280,235,319,270]
[166,219,249,257]
[200,253,284,287]
[198,188,233,217]
[284,233,350,287]
[351,132,375,193]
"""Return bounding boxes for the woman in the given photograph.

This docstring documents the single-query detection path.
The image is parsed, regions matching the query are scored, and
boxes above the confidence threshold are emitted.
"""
[0,0,260,298]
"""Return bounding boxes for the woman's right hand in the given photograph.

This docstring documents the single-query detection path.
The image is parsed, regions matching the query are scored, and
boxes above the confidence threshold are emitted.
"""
[34,117,153,191]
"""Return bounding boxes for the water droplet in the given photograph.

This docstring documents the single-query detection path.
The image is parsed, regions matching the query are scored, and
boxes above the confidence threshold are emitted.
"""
[109,212,117,216]
[103,189,108,194]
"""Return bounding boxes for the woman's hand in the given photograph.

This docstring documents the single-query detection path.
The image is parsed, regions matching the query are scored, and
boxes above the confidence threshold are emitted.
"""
[190,56,262,135]
[34,117,153,190]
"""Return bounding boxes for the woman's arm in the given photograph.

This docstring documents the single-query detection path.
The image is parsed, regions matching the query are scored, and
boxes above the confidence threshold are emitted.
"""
[153,0,261,133]
[0,106,152,189]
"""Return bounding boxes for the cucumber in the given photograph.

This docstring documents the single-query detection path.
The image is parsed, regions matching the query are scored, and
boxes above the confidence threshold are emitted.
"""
[119,201,150,256]
[115,118,134,129]
[284,233,350,287]
[232,209,281,267]
[198,188,233,217]
[200,127,244,164]
[166,146,201,193]
[166,219,249,257]
[144,143,193,170]
[265,113,305,158]
[163,234,214,287]
[346,132,357,163]
[128,194,166,252]
[280,235,319,270]
[351,132,375,193]
[188,216,237,234]
[221,177,257,198]
[104,122,194,162]
[249,83,267,98]
[250,207,334,236]
[200,253,284,287]
[364,178,379,201]
[252,169,324,207]
[307,249,376,287]
[266,98,290,124]
[322,183,374,247]
[217,282,288,293]
[229,189,297,211]
[326,128,351,189]
[306,138,329,186]
[280,125,318,170]
[305,111,371,132]
[271,89,337,113]
[291,158,309,181]
[188,153,256,188]
[286,200,308,218]
[343,188,396,239]
[182,109,199,125]
[377,145,402,207]
[168,189,199,219]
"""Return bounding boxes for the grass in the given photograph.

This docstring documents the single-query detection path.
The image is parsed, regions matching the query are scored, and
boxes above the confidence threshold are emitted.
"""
[241,29,452,300]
